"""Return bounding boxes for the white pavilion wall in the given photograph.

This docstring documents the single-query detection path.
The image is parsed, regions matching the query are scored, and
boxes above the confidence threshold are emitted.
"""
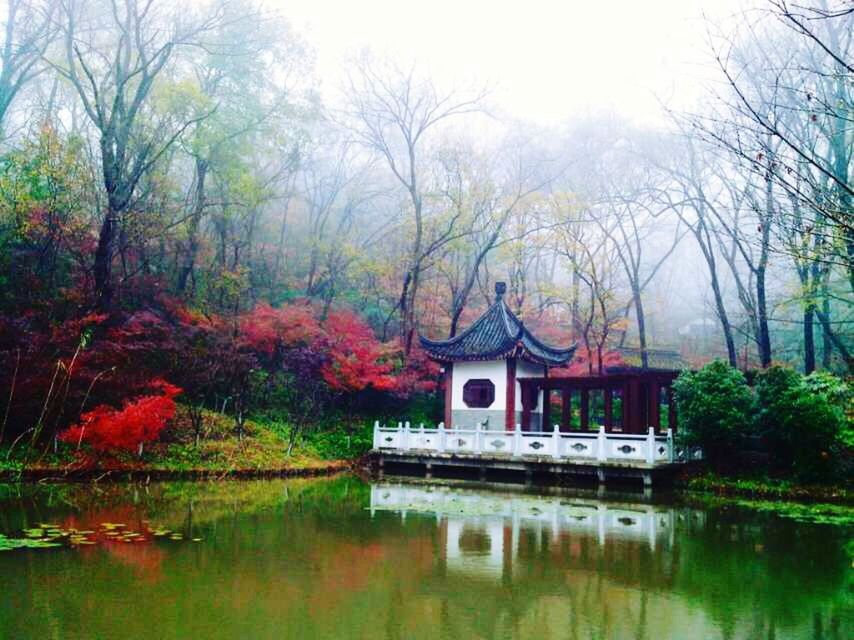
[450,360,545,431]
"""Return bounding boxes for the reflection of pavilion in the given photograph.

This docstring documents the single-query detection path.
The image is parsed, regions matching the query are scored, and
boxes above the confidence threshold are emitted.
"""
[370,482,686,578]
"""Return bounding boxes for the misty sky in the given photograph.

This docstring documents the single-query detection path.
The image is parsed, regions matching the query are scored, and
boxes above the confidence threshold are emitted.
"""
[277,0,750,125]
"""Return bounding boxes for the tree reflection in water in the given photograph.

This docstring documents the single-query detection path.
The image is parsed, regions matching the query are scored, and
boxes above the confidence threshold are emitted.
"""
[0,477,849,640]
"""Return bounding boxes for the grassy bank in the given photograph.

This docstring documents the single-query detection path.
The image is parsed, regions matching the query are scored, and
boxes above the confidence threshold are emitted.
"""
[679,472,852,504]
[0,407,355,481]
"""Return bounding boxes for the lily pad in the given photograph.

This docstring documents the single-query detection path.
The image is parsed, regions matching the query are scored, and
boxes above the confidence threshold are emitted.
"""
[0,534,63,551]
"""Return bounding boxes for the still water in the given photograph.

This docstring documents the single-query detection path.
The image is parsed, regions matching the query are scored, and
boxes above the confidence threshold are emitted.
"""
[0,476,850,640]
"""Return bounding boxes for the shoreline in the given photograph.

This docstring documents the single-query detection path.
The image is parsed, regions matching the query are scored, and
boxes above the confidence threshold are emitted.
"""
[0,461,353,483]
[1,462,849,508]
[675,473,852,505]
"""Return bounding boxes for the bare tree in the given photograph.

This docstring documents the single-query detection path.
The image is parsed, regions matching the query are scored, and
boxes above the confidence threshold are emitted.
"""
[555,214,623,375]
[0,0,57,132]
[342,54,487,352]
[56,0,221,308]
[434,140,549,336]
[706,0,853,291]
[650,135,740,367]
[590,153,686,369]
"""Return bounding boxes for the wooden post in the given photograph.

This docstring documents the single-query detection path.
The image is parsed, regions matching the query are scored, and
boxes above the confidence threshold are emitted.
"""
[561,389,572,432]
[505,359,517,430]
[603,389,613,430]
[580,389,590,431]
[521,382,533,431]
[667,386,677,433]
[443,364,453,429]
[541,384,551,434]
[620,382,630,432]
[628,378,641,434]
[648,382,660,433]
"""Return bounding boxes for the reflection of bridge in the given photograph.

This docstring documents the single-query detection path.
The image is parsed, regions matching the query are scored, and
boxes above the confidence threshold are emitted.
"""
[370,483,690,577]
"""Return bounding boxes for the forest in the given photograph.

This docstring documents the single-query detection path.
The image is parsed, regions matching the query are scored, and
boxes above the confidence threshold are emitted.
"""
[0,0,850,474]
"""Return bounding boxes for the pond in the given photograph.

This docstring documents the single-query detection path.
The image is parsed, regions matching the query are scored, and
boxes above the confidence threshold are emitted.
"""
[0,476,850,640]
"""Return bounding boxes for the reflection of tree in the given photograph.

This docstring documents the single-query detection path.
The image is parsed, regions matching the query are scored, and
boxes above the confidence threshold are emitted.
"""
[61,505,167,581]
[0,479,850,640]
[672,508,850,636]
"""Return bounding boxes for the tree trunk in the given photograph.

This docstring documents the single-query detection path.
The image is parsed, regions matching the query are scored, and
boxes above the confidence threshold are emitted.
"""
[693,222,738,367]
[816,308,854,373]
[756,174,773,367]
[93,210,118,310]
[449,305,464,338]
[570,268,580,341]
[176,158,208,294]
[633,284,649,369]
[803,304,816,374]
[821,281,832,369]
[755,265,772,367]
[404,268,420,354]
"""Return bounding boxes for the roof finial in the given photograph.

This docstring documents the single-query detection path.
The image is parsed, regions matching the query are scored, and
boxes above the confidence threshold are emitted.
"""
[495,281,507,301]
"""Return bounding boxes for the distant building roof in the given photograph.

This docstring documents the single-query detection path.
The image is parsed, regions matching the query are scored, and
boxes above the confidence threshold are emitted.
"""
[419,283,576,366]
[607,346,687,373]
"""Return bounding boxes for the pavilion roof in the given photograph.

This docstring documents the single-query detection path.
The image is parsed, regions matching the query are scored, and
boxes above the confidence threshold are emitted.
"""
[419,286,575,366]
[607,346,687,373]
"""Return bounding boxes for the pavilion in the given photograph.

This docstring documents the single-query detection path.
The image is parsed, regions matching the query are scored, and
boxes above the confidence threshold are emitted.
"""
[419,282,574,432]
[418,282,680,435]
[371,282,696,486]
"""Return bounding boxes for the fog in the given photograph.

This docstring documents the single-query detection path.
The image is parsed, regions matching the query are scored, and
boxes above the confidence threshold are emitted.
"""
[281,0,744,125]
[0,0,850,374]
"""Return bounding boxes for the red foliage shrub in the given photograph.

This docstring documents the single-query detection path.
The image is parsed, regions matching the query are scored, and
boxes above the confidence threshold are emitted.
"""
[239,302,323,360]
[59,379,181,452]
[237,302,438,398]
[388,342,440,397]
[320,309,397,393]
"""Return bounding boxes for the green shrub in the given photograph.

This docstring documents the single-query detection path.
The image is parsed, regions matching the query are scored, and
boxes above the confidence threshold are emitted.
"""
[673,361,755,468]
[756,366,847,481]
[803,372,852,449]
[305,424,373,460]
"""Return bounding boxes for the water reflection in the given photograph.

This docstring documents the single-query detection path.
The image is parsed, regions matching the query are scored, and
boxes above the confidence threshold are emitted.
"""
[371,482,688,561]
[369,480,850,639]
[0,477,850,640]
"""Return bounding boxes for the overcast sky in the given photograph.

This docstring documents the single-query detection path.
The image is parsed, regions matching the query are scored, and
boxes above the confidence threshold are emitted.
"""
[274,0,749,126]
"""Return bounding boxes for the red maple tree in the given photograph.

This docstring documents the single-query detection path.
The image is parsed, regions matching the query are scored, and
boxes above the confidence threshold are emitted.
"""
[320,309,397,393]
[59,379,182,452]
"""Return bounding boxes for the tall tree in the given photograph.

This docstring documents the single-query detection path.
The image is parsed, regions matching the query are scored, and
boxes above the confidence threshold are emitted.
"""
[57,0,221,308]
[342,54,486,352]
[651,135,740,367]
[174,0,311,297]
[435,139,548,337]
[0,0,57,133]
